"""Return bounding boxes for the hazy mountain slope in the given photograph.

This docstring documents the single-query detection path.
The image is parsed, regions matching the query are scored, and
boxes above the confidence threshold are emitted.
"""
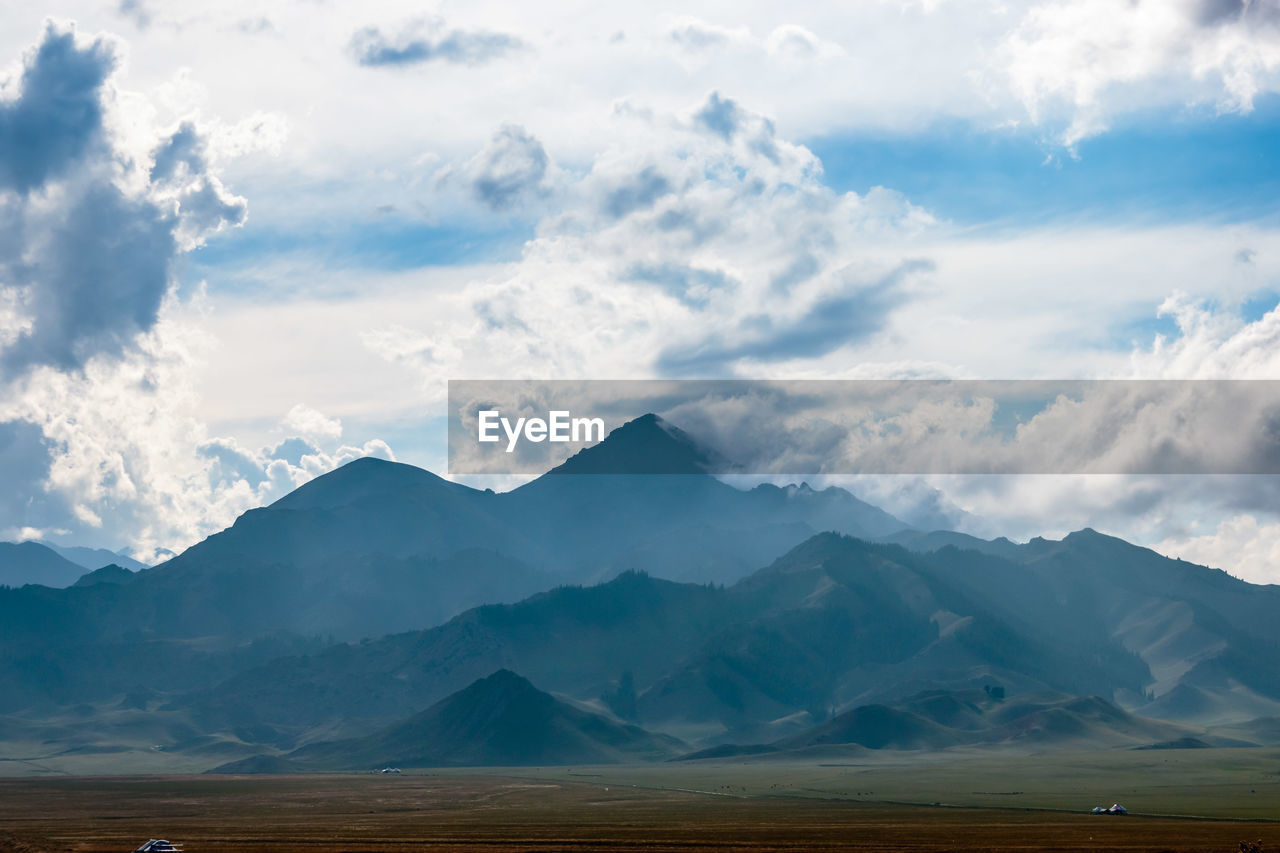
[175,571,739,744]
[40,542,148,572]
[500,415,910,584]
[880,529,1021,560]
[4,414,1280,749]
[776,702,961,751]
[682,689,1204,760]
[276,670,685,770]
[0,416,912,666]
[928,529,1280,723]
[0,542,91,589]
[638,534,1152,735]
[858,526,1280,725]
[178,535,1167,748]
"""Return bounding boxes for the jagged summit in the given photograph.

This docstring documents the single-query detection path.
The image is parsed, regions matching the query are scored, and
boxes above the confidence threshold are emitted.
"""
[546,413,728,475]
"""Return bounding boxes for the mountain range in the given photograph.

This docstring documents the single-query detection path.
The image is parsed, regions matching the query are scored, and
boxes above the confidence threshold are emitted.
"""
[1,413,1279,772]
[0,541,147,589]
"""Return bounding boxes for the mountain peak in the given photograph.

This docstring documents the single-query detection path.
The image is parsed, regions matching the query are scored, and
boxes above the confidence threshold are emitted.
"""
[546,413,726,475]
[468,668,538,695]
[270,456,469,511]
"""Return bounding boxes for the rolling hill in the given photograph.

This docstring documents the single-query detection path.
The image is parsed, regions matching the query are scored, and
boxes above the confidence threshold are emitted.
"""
[214,670,685,771]
[678,688,1228,760]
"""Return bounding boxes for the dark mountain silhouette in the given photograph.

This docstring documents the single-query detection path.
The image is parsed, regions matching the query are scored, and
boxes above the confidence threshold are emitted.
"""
[214,670,684,772]
[0,541,90,589]
[71,564,136,588]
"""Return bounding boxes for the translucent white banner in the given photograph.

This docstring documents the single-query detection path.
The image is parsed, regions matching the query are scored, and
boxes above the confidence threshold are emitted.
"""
[447,379,1280,475]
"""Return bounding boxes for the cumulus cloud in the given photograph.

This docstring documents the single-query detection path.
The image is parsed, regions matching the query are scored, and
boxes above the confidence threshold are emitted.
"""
[149,120,206,183]
[0,26,114,194]
[367,92,937,390]
[1156,513,1280,585]
[1129,290,1280,378]
[1003,0,1280,147]
[0,24,399,558]
[0,312,396,561]
[284,403,343,441]
[601,166,672,219]
[116,0,150,29]
[766,25,831,60]
[657,259,932,374]
[469,124,549,211]
[669,17,752,52]
[350,20,524,68]
[0,24,246,377]
[694,91,743,140]
[668,16,842,63]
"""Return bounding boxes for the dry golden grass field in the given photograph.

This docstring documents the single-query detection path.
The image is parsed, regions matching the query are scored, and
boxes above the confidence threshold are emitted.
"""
[0,763,1276,853]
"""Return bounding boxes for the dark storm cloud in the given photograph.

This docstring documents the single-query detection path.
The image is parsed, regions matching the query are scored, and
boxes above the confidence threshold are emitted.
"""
[657,260,931,374]
[470,124,548,211]
[350,22,523,68]
[0,26,115,195]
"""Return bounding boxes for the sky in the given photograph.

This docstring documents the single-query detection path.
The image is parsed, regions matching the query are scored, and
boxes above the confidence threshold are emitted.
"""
[1,0,1280,581]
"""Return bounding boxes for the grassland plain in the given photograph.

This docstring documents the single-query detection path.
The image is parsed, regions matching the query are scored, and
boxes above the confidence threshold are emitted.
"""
[0,748,1276,852]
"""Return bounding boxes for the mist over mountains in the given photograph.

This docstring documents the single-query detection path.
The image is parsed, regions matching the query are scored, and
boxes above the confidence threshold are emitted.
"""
[1,414,1279,773]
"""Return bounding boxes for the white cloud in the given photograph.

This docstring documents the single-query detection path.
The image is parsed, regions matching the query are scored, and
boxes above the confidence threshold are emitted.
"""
[1003,0,1280,147]
[284,403,343,441]
[0,22,393,558]
[0,306,397,561]
[1130,290,1280,378]
[668,16,753,53]
[361,93,937,388]
[1155,513,1280,585]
